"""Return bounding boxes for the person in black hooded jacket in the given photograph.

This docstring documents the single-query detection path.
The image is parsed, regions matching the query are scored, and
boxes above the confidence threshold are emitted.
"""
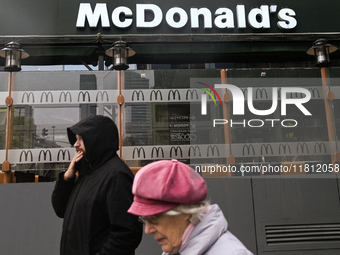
[52,115,143,255]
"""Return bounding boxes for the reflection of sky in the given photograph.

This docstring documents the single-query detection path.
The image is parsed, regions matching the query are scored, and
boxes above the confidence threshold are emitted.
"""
[21,65,98,71]
[33,107,80,147]
[21,64,137,71]
[22,65,64,71]
[33,107,79,125]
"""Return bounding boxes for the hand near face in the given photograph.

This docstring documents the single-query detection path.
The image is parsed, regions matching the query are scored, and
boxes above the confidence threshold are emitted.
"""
[73,150,84,163]
[64,151,83,181]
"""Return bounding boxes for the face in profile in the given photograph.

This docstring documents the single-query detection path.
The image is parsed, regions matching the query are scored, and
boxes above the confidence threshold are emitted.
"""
[74,135,86,153]
[143,213,190,254]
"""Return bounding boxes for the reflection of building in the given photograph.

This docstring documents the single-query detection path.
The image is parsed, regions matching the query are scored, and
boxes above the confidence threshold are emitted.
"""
[124,71,152,146]
[80,74,97,120]
[13,106,36,149]
[0,108,7,150]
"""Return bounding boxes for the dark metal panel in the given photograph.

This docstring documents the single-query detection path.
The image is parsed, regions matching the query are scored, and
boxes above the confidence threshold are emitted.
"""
[1,176,340,255]
[205,177,257,254]
[257,250,340,255]
[0,183,163,255]
[225,177,258,254]
[0,182,62,255]
[252,175,340,254]
[205,177,229,215]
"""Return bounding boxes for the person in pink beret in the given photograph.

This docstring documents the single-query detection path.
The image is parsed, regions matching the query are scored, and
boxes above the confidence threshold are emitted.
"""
[128,159,253,255]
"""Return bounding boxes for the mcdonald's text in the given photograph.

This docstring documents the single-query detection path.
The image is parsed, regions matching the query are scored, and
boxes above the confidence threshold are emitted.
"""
[76,3,297,30]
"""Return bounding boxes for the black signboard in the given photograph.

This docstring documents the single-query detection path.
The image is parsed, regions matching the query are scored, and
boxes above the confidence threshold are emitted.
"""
[0,0,339,36]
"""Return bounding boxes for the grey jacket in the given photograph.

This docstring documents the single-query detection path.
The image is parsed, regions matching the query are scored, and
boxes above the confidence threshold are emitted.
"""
[163,204,254,255]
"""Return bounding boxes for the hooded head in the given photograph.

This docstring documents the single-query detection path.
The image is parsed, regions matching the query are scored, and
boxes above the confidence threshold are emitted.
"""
[67,115,119,173]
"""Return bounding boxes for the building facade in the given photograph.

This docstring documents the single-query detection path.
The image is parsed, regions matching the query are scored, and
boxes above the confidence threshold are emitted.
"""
[1,1,340,254]
[1,0,340,180]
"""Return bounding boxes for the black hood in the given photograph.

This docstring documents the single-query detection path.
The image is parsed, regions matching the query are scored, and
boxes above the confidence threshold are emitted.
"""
[67,115,119,173]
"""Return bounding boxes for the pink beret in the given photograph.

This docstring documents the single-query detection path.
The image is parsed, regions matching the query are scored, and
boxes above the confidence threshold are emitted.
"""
[128,159,207,216]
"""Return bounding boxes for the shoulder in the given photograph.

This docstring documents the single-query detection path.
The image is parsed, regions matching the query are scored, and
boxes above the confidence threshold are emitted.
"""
[99,155,134,180]
[206,231,253,255]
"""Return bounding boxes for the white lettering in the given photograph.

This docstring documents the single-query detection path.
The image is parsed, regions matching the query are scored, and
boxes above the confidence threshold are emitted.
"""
[281,119,298,127]
[248,5,270,29]
[247,87,278,115]
[236,5,246,28]
[281,88,312,115]
[277,8,297,29]
[75,3,298,31]
[214,84,312,116]
[213,119,228,127]
[215,84,245,115]
[166,7,188,29]
[248,119,264,127]
[190,8,212,28]
[76,3,110,27]
[266,119,280,127]
[213,118,299,128]
[214,8,234,28]
[230,119,246,127]
[112,6,133,28]
[201,94,207,115]
[136,4,163,28]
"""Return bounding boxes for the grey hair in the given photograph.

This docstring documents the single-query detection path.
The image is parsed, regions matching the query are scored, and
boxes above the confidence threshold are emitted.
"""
[164,201,211,224]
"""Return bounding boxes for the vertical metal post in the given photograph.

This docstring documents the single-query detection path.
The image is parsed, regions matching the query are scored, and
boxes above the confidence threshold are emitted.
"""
[98,54,104,71]
[221,70,235,176]
[320,67,340,165]
[2,72,14,183]
[97,54,105,116]
[117,70,125,159]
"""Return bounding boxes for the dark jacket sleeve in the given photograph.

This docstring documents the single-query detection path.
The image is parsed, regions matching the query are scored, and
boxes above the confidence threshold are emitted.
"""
[51,171,76,218]
[97,169,143,255]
